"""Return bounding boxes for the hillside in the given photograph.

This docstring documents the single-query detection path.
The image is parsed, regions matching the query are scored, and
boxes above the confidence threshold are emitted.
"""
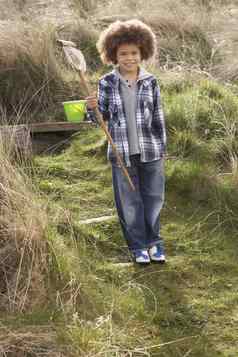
[0,0,238,356]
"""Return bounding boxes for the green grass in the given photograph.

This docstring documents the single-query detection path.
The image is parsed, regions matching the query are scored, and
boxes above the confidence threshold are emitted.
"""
[28,117,238,356]
[1,0,238,354]
[34,127,113,221]
[2,78,238,356]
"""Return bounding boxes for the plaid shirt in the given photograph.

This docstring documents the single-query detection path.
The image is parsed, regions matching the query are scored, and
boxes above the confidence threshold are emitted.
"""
[88,68,166,167]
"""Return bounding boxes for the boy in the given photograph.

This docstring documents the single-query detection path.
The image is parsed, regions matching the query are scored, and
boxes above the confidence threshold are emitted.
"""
[86,19,166,264]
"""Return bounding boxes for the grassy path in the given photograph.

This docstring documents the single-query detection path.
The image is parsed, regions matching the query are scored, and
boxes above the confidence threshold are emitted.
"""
[34,127,238,356]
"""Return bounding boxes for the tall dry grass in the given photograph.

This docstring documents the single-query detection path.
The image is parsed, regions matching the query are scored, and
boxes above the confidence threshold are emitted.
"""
[0,327,64,356]
[0,0,236,126]
[0,18,98,123]
[94,0,217,69]
[94,0,238,82]
[0,129,49,313]
[0,21,66,122]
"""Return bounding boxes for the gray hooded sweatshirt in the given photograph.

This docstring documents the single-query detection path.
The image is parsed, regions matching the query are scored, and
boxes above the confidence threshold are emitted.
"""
[115,67,151,156]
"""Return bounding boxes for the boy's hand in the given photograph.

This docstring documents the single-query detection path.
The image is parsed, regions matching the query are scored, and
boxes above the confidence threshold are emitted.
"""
[86,93,98,110]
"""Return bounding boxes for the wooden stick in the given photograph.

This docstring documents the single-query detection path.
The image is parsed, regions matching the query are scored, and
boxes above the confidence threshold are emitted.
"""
[78,71,136,191]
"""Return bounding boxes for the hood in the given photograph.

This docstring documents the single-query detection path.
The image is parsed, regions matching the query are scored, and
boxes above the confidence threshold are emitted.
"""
[101,67,154,89]
[137,67,153,81]
[114,66,152,82]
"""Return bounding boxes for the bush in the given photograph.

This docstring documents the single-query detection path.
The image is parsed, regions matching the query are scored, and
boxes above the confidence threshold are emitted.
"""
[165,78,238,170]
[165,79,238,136]
[166,159,214,200]
[165,88,218,137]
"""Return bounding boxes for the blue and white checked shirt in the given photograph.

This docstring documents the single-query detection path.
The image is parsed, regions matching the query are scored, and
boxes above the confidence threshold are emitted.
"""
[88,67,166,167]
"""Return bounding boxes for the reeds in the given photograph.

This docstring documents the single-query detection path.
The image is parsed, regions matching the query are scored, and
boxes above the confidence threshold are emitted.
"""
[0,18,98,123]
[0,128,48,313]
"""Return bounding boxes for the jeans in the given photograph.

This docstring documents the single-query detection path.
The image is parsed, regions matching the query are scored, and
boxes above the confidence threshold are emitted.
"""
[111,155,165,253]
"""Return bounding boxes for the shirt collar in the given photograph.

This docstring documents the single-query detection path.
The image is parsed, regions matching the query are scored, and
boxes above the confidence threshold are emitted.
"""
[111,67,152,88]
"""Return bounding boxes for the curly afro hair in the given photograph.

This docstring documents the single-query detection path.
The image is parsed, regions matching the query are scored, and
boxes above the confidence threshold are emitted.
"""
[97,19,157,65]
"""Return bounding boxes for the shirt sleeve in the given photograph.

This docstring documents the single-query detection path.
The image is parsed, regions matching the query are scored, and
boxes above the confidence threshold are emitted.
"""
[87,78,110,123]
[152,79,167,153]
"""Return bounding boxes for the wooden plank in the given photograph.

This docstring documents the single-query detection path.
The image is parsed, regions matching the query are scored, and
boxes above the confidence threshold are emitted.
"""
[78,215,116,225]
[0,121,93,134]
[28,121,93,133]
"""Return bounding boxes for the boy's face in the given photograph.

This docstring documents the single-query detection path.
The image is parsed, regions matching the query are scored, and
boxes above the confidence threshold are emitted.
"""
[116,43,141,75]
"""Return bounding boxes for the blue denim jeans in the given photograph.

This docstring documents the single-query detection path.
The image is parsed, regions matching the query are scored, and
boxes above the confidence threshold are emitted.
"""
[111,155,165,253]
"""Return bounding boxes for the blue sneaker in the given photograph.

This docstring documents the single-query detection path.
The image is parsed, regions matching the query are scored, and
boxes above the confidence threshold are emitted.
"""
[134,249,150,264]
[149,245,166,263]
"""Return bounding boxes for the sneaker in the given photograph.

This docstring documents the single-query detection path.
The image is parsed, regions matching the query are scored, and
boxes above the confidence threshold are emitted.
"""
[149,245,166,263]
[134,249,150,264]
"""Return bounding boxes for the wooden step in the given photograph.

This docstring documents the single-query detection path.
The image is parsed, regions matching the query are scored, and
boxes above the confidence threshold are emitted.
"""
[0,121,95,156]
[0,121,93,134]
[78,215,117,225]
[28,121,93,133]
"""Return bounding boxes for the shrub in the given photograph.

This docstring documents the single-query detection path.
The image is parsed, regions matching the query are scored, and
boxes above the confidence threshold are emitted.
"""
[165,88,218,137]
[166,159,214,200]
[165,79,238,137]
[168,129,208,160]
